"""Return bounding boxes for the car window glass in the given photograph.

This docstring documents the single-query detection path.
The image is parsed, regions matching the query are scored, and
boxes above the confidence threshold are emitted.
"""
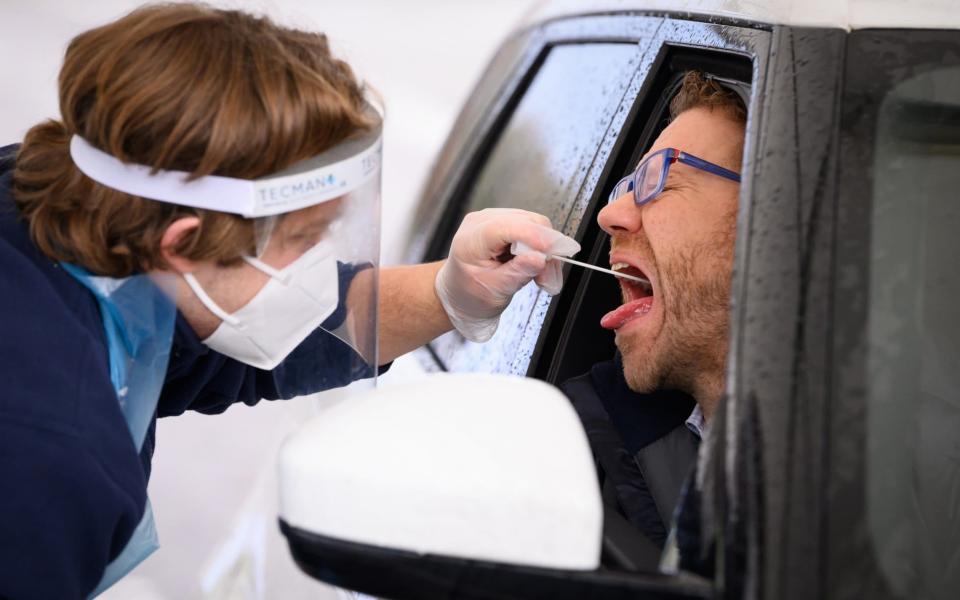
[864,66,960,600]
[457,43,641,229]
[432,43,642,372]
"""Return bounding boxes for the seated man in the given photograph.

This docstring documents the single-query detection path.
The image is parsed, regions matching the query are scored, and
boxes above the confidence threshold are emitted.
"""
[561,70,746,566]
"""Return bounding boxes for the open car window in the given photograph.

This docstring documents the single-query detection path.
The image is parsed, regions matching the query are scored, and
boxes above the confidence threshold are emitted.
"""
[532,45,753,386]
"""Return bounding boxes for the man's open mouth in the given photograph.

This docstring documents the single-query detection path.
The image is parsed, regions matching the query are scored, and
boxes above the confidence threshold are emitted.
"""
[600,262,655,330]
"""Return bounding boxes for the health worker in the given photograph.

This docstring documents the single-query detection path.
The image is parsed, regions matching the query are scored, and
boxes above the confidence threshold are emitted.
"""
[0,4,578,599]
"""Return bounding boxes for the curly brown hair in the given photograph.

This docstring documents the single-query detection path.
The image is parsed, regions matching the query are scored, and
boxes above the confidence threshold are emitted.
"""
[12,3,374,276]
[669,70,747,124]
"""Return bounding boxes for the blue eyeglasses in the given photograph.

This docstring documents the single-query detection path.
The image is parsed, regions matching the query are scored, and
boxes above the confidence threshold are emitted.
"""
[608,147,741,206]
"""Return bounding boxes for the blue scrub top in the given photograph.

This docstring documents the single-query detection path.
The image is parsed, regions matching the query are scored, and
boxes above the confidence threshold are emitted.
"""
[0,145,380,599]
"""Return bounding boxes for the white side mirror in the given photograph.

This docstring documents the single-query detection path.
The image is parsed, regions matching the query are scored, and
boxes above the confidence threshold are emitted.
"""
[278,373,602,571]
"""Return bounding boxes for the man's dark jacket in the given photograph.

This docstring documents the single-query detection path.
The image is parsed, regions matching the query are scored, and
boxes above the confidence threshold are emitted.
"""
[560,356,700,552]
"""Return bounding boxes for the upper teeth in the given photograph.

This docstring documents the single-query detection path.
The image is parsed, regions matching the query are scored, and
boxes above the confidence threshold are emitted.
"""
[611,262,630,271]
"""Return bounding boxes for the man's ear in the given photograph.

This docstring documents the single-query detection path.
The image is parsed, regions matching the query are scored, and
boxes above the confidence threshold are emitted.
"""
[160,216,201,274]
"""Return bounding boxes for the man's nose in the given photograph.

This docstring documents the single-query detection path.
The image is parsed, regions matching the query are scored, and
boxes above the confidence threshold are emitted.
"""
[597,192,642,235]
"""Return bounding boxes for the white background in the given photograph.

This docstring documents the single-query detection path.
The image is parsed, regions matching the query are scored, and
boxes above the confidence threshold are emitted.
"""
[0,1,537,598]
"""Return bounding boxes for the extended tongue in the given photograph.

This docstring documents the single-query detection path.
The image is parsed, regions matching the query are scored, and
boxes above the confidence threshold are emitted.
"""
[600,297,654,330]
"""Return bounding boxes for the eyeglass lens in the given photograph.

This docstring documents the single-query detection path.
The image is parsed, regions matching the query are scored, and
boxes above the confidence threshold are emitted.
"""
[636,151,666,205]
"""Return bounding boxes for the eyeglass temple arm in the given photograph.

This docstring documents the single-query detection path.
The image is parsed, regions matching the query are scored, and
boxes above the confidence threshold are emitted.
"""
[675,152,741,182]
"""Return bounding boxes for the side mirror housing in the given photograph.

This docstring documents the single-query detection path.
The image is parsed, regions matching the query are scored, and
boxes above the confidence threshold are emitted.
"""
[278,373,602,571]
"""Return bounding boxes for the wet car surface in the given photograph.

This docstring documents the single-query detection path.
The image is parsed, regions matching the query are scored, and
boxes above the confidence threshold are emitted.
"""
[294,4,960,598]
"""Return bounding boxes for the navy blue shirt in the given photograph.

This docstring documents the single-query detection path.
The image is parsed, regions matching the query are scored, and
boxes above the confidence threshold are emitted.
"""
[0,145,379,599]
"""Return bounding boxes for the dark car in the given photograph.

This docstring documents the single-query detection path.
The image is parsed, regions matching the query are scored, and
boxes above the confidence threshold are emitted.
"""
[283,2,960,598]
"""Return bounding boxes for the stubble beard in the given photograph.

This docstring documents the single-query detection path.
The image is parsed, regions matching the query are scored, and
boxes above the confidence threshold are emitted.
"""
[618,236,734,400]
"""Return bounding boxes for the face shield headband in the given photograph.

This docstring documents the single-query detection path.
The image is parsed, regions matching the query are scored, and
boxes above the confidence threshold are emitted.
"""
[68,113,382,219]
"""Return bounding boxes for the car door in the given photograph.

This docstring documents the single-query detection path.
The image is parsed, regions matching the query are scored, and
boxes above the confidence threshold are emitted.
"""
[406,9,778,594]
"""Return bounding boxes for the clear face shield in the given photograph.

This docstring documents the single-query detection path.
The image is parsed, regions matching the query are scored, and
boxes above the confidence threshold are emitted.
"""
[69,105,383,396]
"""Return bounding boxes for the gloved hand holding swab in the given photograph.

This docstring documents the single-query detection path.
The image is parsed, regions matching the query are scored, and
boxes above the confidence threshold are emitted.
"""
[436,211,581,342]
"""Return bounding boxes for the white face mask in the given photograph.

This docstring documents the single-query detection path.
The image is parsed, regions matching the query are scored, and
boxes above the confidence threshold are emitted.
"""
[183,242,340,370]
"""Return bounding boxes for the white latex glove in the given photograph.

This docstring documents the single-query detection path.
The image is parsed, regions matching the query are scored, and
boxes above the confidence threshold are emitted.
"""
[435,208,580,343]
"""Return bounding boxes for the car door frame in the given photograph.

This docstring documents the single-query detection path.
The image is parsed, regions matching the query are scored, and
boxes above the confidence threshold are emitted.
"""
[718,24,847,600]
